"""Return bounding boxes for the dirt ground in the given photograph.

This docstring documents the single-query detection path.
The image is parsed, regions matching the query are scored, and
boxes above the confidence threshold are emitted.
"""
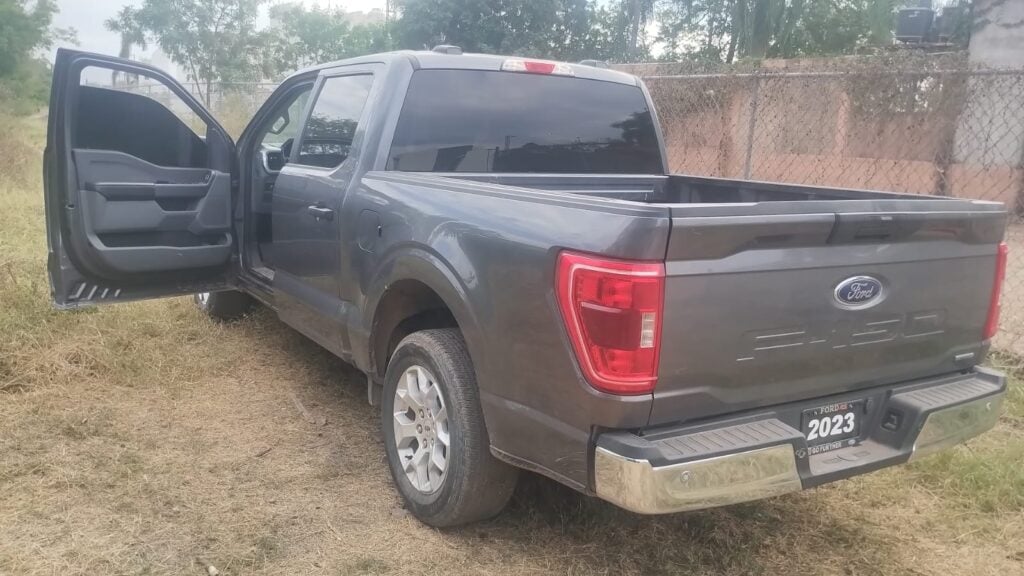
[2,113,1023,576]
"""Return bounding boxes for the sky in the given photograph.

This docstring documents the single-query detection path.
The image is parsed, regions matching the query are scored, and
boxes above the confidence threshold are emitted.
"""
[52,0,387,61]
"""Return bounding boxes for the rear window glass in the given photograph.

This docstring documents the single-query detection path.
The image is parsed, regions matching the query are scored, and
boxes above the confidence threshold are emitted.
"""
[387,70,663,174]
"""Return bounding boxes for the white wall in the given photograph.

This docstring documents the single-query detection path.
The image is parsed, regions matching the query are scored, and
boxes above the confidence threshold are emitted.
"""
[969,0,1024,67]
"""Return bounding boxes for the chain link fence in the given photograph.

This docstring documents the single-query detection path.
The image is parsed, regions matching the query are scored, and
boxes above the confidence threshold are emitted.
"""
[620,60,1024,354]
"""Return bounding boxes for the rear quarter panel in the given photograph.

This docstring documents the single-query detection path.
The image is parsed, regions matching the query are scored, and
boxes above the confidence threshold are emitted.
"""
[345,172,671,488]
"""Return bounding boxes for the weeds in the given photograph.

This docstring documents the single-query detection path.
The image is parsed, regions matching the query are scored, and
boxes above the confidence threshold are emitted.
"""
[906,434,1024,513]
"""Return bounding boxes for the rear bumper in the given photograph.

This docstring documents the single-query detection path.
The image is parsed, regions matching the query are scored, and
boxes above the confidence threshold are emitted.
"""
[594,367,1005,514]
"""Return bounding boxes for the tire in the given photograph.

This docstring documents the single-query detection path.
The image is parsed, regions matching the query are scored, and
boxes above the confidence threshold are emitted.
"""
[194,290,254,321]
[382,328,519,527]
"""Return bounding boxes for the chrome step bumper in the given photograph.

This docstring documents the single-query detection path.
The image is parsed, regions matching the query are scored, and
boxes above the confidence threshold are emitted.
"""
[594,368,1005,515]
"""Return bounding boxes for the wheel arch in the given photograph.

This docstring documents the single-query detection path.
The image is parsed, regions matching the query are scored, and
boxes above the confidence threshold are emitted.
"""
[364,249,488,382]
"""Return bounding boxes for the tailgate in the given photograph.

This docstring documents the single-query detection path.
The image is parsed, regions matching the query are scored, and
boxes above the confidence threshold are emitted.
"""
[652,199,1007,425]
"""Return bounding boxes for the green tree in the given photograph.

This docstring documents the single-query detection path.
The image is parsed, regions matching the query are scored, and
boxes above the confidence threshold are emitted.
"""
[105,7,147,60]
[656,0,735,62]
[575,2,640,61]
[104,6,147,86]
[0,0,75,110]
[657,0,931,63]
[263,2,388,77]
[392,0,628,61]
[127,0,266,106]
[0,0,60,76]
[619,0,656,60]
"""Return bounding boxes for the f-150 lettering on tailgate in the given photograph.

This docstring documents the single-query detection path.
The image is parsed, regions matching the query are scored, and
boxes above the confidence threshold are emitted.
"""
[737,310,946,362]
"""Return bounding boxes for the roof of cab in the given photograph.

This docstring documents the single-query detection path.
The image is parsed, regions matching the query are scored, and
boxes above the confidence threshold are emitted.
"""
[292,50,639,86]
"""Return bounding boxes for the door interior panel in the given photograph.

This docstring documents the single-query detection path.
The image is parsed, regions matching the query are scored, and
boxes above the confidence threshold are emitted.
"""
[46,50,238,307]
[69,149,232,275]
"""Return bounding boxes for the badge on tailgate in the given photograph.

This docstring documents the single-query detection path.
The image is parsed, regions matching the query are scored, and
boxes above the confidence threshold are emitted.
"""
[834,275,884,309]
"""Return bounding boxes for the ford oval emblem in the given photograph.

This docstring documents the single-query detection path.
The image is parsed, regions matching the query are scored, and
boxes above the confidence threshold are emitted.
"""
[834,276,884,309]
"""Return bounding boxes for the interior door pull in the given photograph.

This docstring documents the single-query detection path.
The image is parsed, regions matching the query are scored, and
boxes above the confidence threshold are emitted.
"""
[307,205,335,221]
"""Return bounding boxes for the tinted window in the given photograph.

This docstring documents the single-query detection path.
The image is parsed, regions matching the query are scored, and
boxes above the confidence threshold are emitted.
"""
[76,66,208,168]
[296,74,373,168]
[388,70,663,174]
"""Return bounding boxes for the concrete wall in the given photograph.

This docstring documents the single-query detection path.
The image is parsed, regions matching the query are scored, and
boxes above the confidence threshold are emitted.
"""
[969,0,1024,67]
[626,51,1023,207]
[951,0,1024,206]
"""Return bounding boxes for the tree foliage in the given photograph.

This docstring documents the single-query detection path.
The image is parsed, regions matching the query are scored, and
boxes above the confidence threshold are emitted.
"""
[655,0,938,63]
[104,6,147,60]
[95,0,974,89]
[130,0,266,105]
[263,2,388,78]
[0,0,57,75]
[389,0,947,64]
[0,0,75,110]
[393,0,641,61]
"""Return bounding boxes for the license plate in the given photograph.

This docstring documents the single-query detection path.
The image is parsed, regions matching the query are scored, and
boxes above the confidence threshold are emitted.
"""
[801,400,864,454]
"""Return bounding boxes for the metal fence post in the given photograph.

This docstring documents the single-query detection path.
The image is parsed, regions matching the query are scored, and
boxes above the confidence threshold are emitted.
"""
[742,74,761,180]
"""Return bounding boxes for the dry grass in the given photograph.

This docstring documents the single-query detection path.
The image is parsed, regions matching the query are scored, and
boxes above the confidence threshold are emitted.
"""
[1,111,1023,576]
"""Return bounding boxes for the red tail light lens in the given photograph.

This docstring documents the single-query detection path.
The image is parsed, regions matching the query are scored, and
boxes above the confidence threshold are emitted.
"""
[984,242,1009,340]
[556,251,664,395]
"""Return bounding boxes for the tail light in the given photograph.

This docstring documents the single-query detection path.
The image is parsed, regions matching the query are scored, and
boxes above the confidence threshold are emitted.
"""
[983,242,1009,340]
[556,251,664,395]
[501,59,575,76]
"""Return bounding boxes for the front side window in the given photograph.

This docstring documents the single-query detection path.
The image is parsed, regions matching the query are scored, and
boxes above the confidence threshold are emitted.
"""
[295,74,374,168]
[76,65,209,168]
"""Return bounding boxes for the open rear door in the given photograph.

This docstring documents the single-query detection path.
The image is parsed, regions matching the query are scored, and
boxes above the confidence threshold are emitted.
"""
[44,49,237,308]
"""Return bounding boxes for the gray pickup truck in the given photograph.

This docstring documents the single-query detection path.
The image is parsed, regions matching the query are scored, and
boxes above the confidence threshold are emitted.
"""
[44,47,1009,527]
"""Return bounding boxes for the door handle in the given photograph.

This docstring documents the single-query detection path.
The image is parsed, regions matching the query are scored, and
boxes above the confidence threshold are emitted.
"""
[307,205,335,221]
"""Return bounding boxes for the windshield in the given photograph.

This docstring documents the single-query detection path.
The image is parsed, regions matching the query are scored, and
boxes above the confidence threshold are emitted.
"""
[387,69,663,174]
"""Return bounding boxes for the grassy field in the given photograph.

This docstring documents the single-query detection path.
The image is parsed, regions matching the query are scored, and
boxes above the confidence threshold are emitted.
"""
[1,111,1023,576]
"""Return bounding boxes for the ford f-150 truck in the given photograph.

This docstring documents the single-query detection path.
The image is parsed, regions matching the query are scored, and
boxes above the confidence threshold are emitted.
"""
[44,47,1009,527]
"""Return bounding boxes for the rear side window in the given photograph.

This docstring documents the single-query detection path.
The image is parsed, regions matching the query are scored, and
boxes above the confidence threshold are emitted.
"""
[387,70,663,174]
[295,74,374,168]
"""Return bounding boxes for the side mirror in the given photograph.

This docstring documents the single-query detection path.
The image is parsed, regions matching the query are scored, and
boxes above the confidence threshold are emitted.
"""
[280,137,295,160]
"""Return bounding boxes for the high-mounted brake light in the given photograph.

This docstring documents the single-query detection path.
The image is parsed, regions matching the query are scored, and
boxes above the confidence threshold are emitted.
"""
[556,251,664,395]
[501,59,575,76]
[984,242,1009,340]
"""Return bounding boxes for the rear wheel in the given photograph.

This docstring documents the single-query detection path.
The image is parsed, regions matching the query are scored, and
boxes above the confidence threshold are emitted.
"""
[382,328,519,527]
[194,290,254,321]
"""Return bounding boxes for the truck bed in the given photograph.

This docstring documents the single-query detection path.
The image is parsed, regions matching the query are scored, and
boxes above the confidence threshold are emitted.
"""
[390,171,1007,427]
